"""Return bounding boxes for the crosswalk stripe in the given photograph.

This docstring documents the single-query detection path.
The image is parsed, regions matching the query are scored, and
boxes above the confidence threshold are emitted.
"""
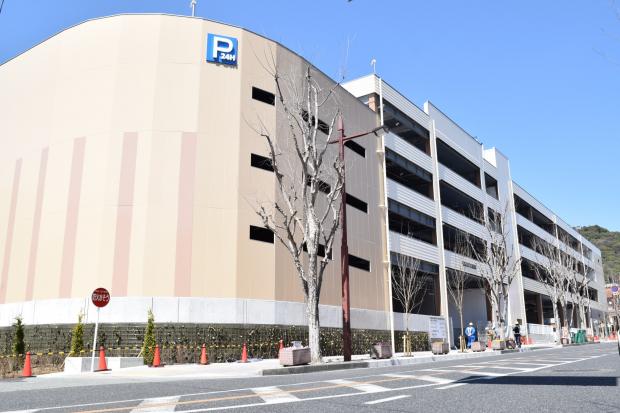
[437,383,468,390]
[252,386,299,404]
[453,364,530,371]
[383,373,454,385]
[130,396,180,412]
[365,395,410,405]
[328,379,388,393]
[423,368,504,377]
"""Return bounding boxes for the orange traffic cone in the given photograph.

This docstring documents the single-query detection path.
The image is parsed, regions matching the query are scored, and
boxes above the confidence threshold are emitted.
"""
[22,351,33,377]
[200,344,208,365]
[152,344,162,367]
[240,342,248,363]
[97,346,109,371]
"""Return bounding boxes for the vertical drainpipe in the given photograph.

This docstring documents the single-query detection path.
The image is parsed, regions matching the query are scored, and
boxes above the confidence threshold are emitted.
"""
[376,76,395,355]
[506,169,525,335]
[579,239,592,328]
[429,121,451,346]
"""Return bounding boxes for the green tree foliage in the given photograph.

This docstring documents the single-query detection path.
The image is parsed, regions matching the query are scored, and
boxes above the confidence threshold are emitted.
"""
[576,225,620,283]
[69,312,84,356]
[141,309,156,365]
[12,316,25,357]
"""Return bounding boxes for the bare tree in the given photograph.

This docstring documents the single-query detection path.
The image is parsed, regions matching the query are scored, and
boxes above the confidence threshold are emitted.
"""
[466,206,521,340]
[446,232,471,352]
[531,237,564,343]
[573,271,591,330]
[253,65,344,363]
[391,252,427,342]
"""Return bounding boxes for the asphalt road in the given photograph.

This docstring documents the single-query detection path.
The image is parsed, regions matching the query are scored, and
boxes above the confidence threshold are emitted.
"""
[0,343,618,413]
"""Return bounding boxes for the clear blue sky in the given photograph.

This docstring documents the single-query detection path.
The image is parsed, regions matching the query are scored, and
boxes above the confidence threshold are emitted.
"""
[1,0,619,231]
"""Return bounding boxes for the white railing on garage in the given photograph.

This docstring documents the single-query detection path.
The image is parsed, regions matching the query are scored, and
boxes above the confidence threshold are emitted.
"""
[527,323,556,344]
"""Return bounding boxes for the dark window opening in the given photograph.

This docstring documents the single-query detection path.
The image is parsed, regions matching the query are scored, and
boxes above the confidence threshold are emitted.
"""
[349,254,371,271]
[446,268,481,289]
[249,225,274,243]
[521,258,549,282]
[587,287,598,302]
[251,87,275,106]
[436,139,481,187]
[484,173,499,200]
[391,254,440,316]
[488,208,502,233]
[583,245,592,260]
[382,100,431,155]
[301,110,330,134]
[439,181,484,224]
[442,223,486,260]
[556,226,581,253]
[513,195,555,235]
[306,177,331,194]
[302,242,332,259]
[517,225,556,258]
[385,148,433,199]
[346,193,368,213]
[388,198,437,245]
[250,153,274,172]
[344,140,366,157]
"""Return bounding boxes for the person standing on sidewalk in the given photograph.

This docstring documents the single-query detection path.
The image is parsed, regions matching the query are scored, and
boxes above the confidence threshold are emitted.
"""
[513,322,522,348]
[465,322,477,349]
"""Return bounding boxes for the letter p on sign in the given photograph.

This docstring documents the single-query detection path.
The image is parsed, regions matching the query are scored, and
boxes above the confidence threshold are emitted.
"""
[207,33,238,66]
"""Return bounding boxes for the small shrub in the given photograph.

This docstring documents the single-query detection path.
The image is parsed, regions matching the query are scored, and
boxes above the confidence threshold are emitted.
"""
[69,313,84,356]
[141,309,156,365]
[12,317,25,357]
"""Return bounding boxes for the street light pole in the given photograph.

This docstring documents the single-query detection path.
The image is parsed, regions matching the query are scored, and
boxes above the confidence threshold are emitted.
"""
[331,115,386,362]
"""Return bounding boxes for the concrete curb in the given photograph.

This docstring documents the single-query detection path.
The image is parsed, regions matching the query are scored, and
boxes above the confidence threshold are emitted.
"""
[260,345,557,376]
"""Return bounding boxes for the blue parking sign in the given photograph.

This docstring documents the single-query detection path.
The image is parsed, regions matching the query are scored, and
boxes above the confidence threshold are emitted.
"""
[206,33,238,66]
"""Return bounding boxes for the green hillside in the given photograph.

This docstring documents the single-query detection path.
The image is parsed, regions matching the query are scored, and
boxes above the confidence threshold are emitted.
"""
[576,225,620,283]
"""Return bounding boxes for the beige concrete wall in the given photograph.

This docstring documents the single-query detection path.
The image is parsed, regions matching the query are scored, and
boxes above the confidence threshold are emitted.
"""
[0,14,388,318]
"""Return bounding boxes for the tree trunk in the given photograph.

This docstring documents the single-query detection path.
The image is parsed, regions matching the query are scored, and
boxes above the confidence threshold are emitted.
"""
[306,287,321,364]
[459,310,464,352]
[578,304,586,330]
[501,288,510,341]
[552,303,561,343]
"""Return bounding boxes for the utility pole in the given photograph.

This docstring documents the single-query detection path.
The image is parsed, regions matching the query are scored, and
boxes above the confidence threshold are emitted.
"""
[330,116,387,362]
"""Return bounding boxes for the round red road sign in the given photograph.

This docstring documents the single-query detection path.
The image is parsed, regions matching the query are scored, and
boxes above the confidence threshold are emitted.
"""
[91,287,110,308]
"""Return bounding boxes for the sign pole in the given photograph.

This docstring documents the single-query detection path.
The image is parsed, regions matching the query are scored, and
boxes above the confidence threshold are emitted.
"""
[90,306,100,372]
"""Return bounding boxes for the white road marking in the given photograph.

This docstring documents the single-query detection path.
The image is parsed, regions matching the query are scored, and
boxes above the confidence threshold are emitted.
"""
[456,364,531,371]
[365,395,410,405]
[437,383,467,390]
[252,386,299,404]
[423,368,505,377]
[383,373,454,385]
[130,396,180,412]
[328,379,387,393]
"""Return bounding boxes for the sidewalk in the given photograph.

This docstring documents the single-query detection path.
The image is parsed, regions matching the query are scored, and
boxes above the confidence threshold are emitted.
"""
[39,343,559,380]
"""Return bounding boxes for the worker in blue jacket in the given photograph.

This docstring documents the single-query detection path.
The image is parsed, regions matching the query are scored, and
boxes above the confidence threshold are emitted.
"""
[465,322,477,349]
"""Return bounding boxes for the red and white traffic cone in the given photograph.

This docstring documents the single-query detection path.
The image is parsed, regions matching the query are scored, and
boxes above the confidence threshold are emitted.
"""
[97,346,109,371]
[22,352,33,377]
[200,344,208,365]
[240,342,248,363]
